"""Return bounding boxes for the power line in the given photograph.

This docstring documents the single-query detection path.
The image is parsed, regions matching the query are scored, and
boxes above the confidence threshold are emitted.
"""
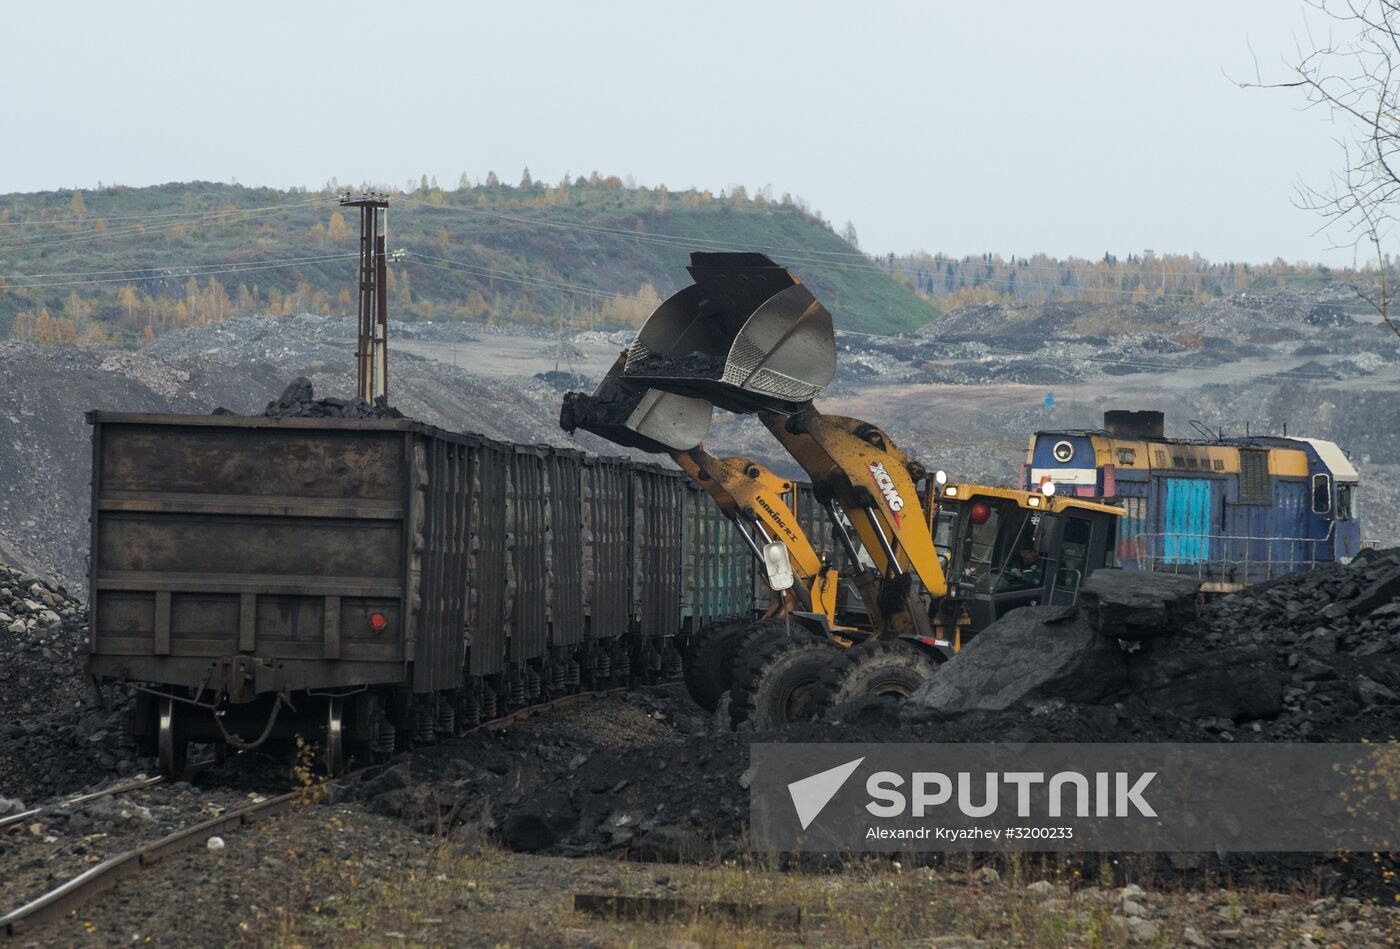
[975,343,1356,383]
[0,200,320,229]
[400,198,1397,312]
[2,254,357,290]
[401,199,869,260]
[408,255,657,305]
[3,253,357,284]
[0,197,336,252]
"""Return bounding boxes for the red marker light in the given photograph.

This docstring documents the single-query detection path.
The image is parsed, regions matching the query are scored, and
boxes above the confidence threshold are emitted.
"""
[369,612,388,631]
[969,501,991,525]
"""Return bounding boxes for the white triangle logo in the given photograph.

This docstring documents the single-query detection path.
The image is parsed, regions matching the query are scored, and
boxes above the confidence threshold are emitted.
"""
[787,757,865,830]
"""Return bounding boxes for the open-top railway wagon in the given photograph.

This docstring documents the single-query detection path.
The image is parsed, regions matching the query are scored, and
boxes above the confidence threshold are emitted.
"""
[85,412,764,775]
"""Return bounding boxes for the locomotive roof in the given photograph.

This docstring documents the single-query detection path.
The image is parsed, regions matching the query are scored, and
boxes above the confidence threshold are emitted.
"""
[1031,428,1358,481]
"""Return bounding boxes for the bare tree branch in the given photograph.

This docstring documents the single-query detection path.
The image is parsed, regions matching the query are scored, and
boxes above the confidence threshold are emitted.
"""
[1241,0,1400,339]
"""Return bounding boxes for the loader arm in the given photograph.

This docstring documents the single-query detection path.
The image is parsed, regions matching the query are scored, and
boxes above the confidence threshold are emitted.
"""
[557,356,839,620]
[673,448,839,618]
[758,406,945,638]
[612,250,953,639]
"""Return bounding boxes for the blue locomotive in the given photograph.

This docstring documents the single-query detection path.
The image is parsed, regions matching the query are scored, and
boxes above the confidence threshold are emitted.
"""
[1024,411,1361,590]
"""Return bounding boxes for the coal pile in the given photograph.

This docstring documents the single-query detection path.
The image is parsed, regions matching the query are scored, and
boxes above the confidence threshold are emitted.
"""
[625,351,722,380]
[904,554,1400,742]
[238,376,406,420]
[1190,548,1400,740]
[559,386,636,433]
[334,687,756,860]
[0,563,139,805]
[534,370,590,391]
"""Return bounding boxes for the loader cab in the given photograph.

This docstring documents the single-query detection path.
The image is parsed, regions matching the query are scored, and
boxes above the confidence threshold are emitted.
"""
[940,486,1120,631]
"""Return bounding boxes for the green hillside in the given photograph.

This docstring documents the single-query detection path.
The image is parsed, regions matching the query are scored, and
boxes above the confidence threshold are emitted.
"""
[0,179,939,344]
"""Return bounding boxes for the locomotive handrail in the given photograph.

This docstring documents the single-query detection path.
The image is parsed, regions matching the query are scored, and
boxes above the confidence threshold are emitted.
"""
[1134,530,1332,585]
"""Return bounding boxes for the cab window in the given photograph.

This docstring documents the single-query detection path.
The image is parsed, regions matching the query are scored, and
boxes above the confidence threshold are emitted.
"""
[959,499,1043,593]
[1337,483,1356,520]
[1312,473,1331,514]
[1057,517,1092,590]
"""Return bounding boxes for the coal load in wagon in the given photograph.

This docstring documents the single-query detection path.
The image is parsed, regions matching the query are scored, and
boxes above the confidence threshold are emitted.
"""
[211,377,406,420]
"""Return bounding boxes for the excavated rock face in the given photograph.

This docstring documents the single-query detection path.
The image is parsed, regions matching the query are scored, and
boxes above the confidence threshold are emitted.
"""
[905,606,1129,717]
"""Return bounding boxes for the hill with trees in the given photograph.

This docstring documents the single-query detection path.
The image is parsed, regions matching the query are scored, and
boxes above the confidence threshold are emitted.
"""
[0,176,939,345]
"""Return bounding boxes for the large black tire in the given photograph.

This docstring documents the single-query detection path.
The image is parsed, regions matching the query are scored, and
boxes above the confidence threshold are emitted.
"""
[729,623,842,731]
[682,619,750,712]
[817,640,941,711]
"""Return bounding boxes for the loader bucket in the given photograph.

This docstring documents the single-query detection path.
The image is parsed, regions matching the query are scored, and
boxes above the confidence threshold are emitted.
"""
[559,353,712,454]
[620,252,837,415]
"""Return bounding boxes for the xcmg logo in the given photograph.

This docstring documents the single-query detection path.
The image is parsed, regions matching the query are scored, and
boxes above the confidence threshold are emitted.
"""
[787,757,1157,830]
[866,461,905,524]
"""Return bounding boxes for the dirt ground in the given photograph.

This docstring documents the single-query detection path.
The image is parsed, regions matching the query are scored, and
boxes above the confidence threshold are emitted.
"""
[5,685,1397,949]
[13,798,1397,948]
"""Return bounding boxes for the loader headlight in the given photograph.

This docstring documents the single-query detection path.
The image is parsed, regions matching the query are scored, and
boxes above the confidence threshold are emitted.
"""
[1041,481,1057,497]
[934,470,948,486]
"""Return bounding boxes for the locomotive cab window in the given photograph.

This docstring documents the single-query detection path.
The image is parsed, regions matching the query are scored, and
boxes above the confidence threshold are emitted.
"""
[1312,473,1331,514]
[1337,483,1357,520]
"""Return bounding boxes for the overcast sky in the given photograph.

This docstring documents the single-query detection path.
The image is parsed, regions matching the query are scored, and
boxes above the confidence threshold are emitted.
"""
[4,1,1361,264]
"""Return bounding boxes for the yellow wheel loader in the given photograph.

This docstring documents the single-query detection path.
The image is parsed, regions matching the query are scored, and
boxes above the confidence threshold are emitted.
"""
[562,354,847,712]
[563,252,1122,728]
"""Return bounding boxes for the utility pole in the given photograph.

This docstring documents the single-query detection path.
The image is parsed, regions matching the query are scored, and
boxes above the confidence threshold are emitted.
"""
[341,192,390,403]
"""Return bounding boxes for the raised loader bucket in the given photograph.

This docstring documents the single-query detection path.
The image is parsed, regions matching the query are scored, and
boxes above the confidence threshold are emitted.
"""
[620,252,837,415]
[559,353,712,454]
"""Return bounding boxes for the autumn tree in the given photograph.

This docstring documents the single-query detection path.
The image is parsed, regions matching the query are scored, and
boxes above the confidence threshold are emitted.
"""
[9,311,35,340]
[327,211,349,243]
[33,307,58,344]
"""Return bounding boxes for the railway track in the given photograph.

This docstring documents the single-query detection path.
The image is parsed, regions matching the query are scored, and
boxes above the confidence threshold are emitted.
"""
[0,775,166,833]
[0,685,655,939]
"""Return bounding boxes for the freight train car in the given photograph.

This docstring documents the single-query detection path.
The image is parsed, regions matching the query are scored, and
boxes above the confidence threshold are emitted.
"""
[85,412,763,776]
[1024,410,1361,590]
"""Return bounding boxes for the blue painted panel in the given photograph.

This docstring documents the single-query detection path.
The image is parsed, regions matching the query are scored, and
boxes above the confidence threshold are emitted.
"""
[1114,480,1151,570]
[1276,479,1309,566]
[1163,478,1211,564]
[1029,434,1096,470]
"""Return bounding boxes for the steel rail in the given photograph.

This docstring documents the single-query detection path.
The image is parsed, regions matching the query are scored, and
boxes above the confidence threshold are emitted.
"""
[0,789,298,937]
[0,683,671,938]
[0,775,167,832]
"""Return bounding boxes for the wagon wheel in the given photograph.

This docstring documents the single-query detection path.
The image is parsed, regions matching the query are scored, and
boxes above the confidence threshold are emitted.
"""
[324,696,345,776]
[157,696,189,779]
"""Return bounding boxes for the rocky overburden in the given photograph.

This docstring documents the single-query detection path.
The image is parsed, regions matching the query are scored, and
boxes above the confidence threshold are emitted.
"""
[0,563,137,804]
[903,554,1400,741]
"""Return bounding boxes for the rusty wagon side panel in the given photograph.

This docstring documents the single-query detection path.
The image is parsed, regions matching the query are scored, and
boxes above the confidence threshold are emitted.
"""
[87,413,418,700]
[582,456,631,643]
[632,464,686,653]
[466,437,510,679]
[545,448,586,647]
